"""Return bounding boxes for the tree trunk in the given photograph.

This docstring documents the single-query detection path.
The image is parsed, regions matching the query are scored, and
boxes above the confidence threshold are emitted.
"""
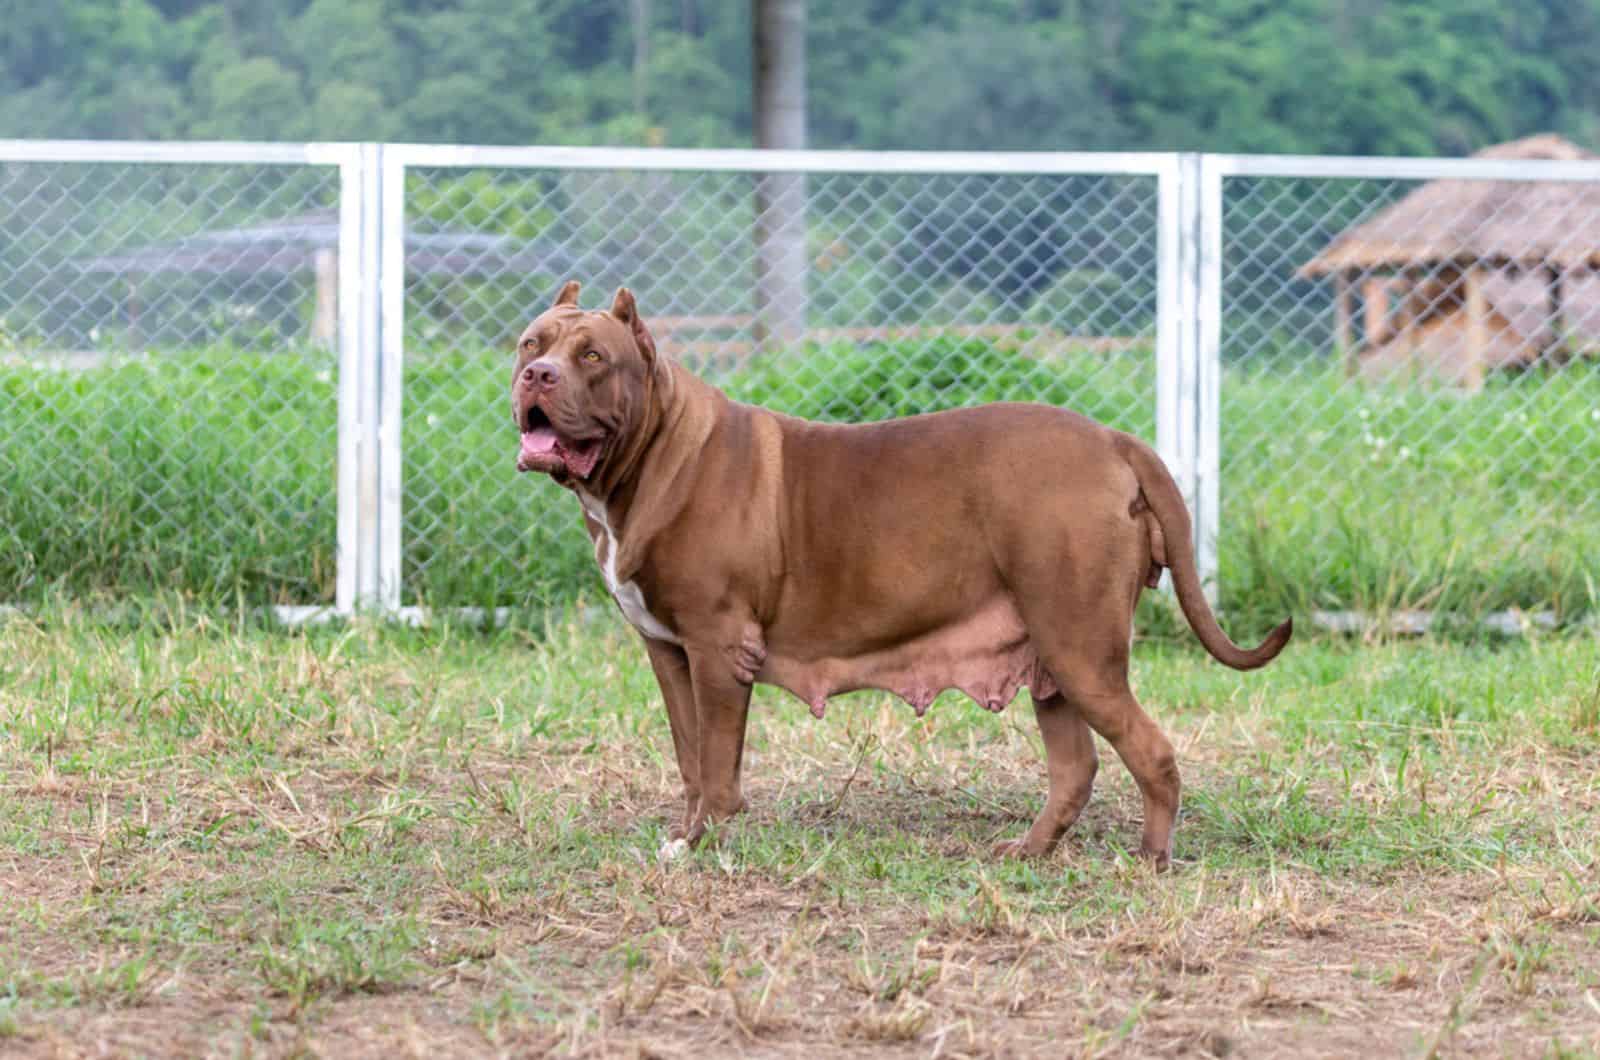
[752,0,807,352]
[632,0,651,117]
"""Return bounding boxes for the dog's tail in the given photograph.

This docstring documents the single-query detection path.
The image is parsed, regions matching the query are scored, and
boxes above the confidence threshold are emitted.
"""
[1118,435,1291,670]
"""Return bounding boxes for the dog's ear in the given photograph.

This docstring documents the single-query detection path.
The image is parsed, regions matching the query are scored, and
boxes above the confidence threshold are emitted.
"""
[611,286,658,364]
[552,279,581,308]
[610,286,637,325]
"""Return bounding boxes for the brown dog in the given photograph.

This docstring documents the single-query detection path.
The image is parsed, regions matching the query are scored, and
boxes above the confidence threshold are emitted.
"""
[513,281,1291,867]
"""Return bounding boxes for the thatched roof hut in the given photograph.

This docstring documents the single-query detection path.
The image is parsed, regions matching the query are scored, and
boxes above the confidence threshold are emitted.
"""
[1300,134,1600,386]
[1302,134,1600,275]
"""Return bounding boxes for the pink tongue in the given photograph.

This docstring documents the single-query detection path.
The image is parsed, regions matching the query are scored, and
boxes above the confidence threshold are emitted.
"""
[564,440,602,478]
[519,427,559,463]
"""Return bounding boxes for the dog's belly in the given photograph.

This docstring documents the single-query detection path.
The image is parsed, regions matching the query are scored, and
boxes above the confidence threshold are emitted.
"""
[757,596,1059,718]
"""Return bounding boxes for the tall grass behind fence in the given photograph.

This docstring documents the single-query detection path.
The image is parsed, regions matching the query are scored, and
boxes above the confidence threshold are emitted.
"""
[0,348,339,603]
[5,339,1596,632]
[1219,362,1600,633]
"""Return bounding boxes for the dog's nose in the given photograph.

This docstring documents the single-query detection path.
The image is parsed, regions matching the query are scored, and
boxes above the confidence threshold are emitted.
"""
[523,362,560,389]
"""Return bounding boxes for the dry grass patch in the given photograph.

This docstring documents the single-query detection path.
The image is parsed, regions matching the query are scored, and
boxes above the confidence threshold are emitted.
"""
[2,610,1598,1057]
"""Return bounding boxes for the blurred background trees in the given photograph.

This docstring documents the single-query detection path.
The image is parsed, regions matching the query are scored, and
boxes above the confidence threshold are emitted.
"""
[3,0,1598,154]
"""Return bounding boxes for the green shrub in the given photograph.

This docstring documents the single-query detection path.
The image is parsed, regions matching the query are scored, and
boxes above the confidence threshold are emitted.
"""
[1023,268,1155,337]
[726,336,1153,430]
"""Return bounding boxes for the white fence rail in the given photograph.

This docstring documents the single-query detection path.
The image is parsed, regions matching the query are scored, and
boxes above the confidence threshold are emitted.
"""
[2,141,1596,624]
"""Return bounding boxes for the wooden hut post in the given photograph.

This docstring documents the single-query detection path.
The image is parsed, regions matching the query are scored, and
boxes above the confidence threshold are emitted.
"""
[1362,275,1389,347]
[1463,263,1487,390]
[1334,269,1355,375]
[311,248,338,349]
[126,278,142,352]
[1398,268,1419,370]
[1544,263,1566,364]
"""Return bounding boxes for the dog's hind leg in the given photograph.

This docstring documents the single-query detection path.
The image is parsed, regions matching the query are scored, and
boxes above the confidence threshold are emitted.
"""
[1052,669,1178,868]
[1010,522,1179,867]
[993,693,1098,858]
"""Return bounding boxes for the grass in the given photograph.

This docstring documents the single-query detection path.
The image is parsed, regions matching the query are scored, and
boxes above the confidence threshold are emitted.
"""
[1220,358,1600,634]
[2,609,1598,1055]
[3,339,1599,632]
[0,344,340,604]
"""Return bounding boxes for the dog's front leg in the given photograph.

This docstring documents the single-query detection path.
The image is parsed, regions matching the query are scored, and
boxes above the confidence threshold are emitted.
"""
[644,637,700,844]
[674,628,761,849]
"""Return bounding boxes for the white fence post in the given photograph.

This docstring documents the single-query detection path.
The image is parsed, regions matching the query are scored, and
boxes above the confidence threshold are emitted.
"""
[1154,156,1187,536]
[377,145,406,613]
[1157,152,1204,592]
[335,148,366,614]
[1195,155,1223,596]
[1156,152,1219,599]
[340,142,387,613]
[336,141,403,616]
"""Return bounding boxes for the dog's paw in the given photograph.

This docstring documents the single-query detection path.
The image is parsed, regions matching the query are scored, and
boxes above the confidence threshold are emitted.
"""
[657,837,691,863]
[1136,845,1174,873]
[990,838,1039,860]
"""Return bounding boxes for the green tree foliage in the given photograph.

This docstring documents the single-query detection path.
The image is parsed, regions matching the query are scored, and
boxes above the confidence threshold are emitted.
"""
[2,0,1598,153]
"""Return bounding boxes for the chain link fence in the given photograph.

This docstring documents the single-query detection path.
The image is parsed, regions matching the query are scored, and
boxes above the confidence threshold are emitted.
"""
[3,141,1596,629]
[0,146,347,605]
[398,157,1164,606]
[1214,145,1600,630]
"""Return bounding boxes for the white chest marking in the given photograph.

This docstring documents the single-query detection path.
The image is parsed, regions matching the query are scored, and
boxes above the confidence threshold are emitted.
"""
[578,491,682,645]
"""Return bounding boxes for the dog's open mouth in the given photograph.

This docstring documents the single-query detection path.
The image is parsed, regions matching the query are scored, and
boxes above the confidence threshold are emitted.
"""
[518,406,605,479]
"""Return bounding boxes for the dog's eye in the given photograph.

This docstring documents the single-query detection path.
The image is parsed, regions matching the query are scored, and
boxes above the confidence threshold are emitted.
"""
[583,349,602,363]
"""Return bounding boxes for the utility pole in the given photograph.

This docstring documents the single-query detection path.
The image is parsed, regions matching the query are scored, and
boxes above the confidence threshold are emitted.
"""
[752,0,807,350]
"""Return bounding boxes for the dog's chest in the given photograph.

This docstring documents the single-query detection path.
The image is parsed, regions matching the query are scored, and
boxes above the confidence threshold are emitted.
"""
[577,491,681,645]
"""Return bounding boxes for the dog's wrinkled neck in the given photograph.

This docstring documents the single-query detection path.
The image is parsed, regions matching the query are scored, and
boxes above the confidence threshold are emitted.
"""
[571,358,719,587]
[573,354,681,512]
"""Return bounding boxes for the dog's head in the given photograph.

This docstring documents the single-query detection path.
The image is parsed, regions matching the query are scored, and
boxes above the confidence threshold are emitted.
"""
[511,280,661,485]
